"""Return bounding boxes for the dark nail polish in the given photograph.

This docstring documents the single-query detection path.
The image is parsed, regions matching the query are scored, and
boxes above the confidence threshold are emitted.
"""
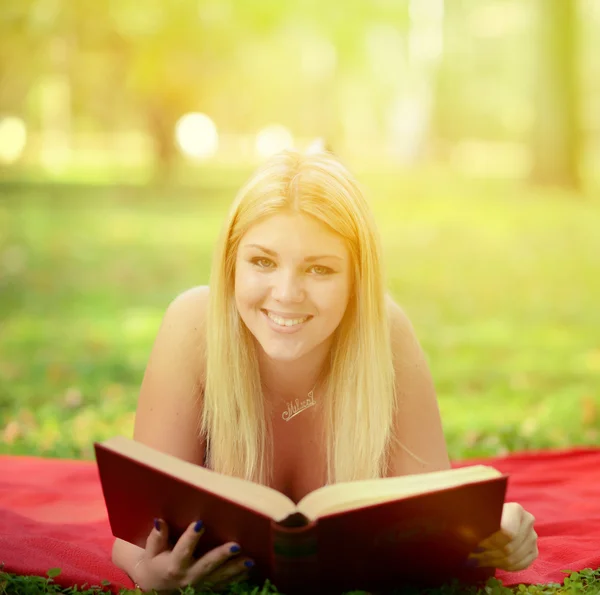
[230,544,241,553]
[194,520,204,532]
[244,560,254,568]
[153,518,160,532]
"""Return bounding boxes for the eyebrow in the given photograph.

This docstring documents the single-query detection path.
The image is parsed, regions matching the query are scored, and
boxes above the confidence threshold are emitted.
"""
[244,244,343,262]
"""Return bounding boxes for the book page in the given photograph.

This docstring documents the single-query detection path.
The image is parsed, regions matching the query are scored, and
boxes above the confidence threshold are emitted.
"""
[296,465,502,520]
[102,436,297,522]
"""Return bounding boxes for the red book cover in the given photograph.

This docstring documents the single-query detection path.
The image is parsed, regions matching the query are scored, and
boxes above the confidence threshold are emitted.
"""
[94,437,507,594]
[270,478,507,594]
[94,441,278,577]
[313,477,506,593]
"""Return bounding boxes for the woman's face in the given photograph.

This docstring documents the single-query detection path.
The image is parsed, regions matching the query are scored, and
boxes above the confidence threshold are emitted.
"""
[234,211,352,363]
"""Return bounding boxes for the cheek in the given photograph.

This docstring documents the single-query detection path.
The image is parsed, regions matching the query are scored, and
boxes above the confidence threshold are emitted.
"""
[316,278,351,319]
[235,264,265,302]
[234,262,254,309]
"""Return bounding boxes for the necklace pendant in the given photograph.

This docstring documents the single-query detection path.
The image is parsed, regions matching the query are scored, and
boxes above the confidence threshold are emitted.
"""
[282,390,317,422]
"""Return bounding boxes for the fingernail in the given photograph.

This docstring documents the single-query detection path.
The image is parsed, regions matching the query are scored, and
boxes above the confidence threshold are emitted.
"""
[464,557,479,568]
[473,546,486,553]
[244,560,254,568]
[153,518,161,532]
[230,544,241,553]
[194,520,204,532]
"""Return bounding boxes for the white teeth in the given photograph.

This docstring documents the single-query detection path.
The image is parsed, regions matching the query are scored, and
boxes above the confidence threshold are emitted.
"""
[266,311,309,327]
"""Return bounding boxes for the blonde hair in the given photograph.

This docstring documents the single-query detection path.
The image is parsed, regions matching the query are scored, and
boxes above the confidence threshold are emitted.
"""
[201,150,396,486]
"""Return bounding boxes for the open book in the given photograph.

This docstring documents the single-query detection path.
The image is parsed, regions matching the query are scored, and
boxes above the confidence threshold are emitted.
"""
[95,436,508,594]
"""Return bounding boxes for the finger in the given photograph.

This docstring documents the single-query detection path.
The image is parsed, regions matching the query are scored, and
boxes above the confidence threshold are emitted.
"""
[477,548,537,572]
[190,541,244,578]
[503,533,539,571]
[145,518,170,558]
[170,520,206,565]
[475,529,512,552]
[473,531,538,571]
[476,509,534,553]
[503,529,538,568]
[500,502,523,535]
[510,545,539,571]
[479,510,536,560]
[501,504,535,543]
[495,528,528,557]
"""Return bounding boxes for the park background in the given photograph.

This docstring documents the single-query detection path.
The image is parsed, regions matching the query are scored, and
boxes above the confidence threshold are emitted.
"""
[0,0,598,468]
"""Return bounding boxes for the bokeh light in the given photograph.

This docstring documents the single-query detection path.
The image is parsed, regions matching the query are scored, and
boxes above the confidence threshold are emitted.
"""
[0,116,27,165]
[305,138,327,155]
[175,112,219,160]
[255,124,294,158]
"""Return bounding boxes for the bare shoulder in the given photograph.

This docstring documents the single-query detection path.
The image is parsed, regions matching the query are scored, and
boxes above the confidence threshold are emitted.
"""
[133,285,210,465]
[169,284,210,324]
[385,292,450,474]
[385,293,421,358]
[385,292,431,386]
[159,285,210,371]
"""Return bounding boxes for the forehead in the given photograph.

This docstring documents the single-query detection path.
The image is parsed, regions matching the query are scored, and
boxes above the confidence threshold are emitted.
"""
[240,212,347,252]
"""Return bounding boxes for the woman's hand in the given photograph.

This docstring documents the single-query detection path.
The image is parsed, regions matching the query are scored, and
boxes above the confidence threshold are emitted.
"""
[468,502,538,571]
[134,518,254,594]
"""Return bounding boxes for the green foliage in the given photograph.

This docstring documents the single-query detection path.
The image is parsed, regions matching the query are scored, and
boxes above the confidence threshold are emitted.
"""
[0,566,114,594]
[2,568,600,595]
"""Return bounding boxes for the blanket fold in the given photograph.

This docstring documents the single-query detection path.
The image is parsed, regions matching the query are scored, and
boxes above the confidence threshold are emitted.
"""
[1,448,599,593]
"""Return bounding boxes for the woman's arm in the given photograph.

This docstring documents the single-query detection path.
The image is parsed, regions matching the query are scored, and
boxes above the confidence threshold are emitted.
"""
[112,286,210,581]
[132,286,209,462]
[385,296,539,571]
[112,539,145,586]
[385,295,451,476]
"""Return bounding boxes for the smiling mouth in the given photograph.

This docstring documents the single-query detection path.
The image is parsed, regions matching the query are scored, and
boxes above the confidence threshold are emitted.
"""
[261,309,313,327]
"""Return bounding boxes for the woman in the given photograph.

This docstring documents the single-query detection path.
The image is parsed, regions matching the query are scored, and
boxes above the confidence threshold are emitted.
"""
[112,150,538,593]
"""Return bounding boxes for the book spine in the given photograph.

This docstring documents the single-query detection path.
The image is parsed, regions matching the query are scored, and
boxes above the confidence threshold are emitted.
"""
[270,519,318,595]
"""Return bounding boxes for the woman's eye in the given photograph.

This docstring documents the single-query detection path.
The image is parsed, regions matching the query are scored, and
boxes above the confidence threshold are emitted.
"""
[250,258,332,275]
[310,265,332,275]
[252,257,273,269]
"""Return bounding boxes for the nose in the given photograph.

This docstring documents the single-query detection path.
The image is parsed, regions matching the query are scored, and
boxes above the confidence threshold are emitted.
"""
[271,269,304,303]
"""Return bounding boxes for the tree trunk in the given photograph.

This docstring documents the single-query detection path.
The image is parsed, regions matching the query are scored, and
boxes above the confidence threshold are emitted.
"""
[146,101,178,187]
[430,0,463,159]
[530,0,581,190]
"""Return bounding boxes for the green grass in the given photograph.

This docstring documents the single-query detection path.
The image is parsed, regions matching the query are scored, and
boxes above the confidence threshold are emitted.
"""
[2,567,600,595]
[1,168,599,594]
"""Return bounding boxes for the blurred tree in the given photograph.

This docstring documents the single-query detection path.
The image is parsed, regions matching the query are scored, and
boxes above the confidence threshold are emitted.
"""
[0,1,47,115]
[114,0,293,182]
[111,1,213,184]
[430,0,460,158]
[305,0,410,152]
[530,0,581,190]
[2,0,593,180]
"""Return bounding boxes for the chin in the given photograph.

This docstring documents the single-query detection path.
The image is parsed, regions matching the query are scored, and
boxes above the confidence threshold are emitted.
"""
[258,341,309,362]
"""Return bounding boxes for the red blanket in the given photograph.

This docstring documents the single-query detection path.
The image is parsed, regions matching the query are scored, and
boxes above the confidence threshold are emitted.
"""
[1,448,599,593]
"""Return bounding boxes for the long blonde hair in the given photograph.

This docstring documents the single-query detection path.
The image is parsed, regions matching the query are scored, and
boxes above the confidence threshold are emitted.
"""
[201,150,396,486]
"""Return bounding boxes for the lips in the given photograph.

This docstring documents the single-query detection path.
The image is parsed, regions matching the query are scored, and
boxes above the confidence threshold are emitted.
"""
[260,309,313,332]
[261,309,313,319]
